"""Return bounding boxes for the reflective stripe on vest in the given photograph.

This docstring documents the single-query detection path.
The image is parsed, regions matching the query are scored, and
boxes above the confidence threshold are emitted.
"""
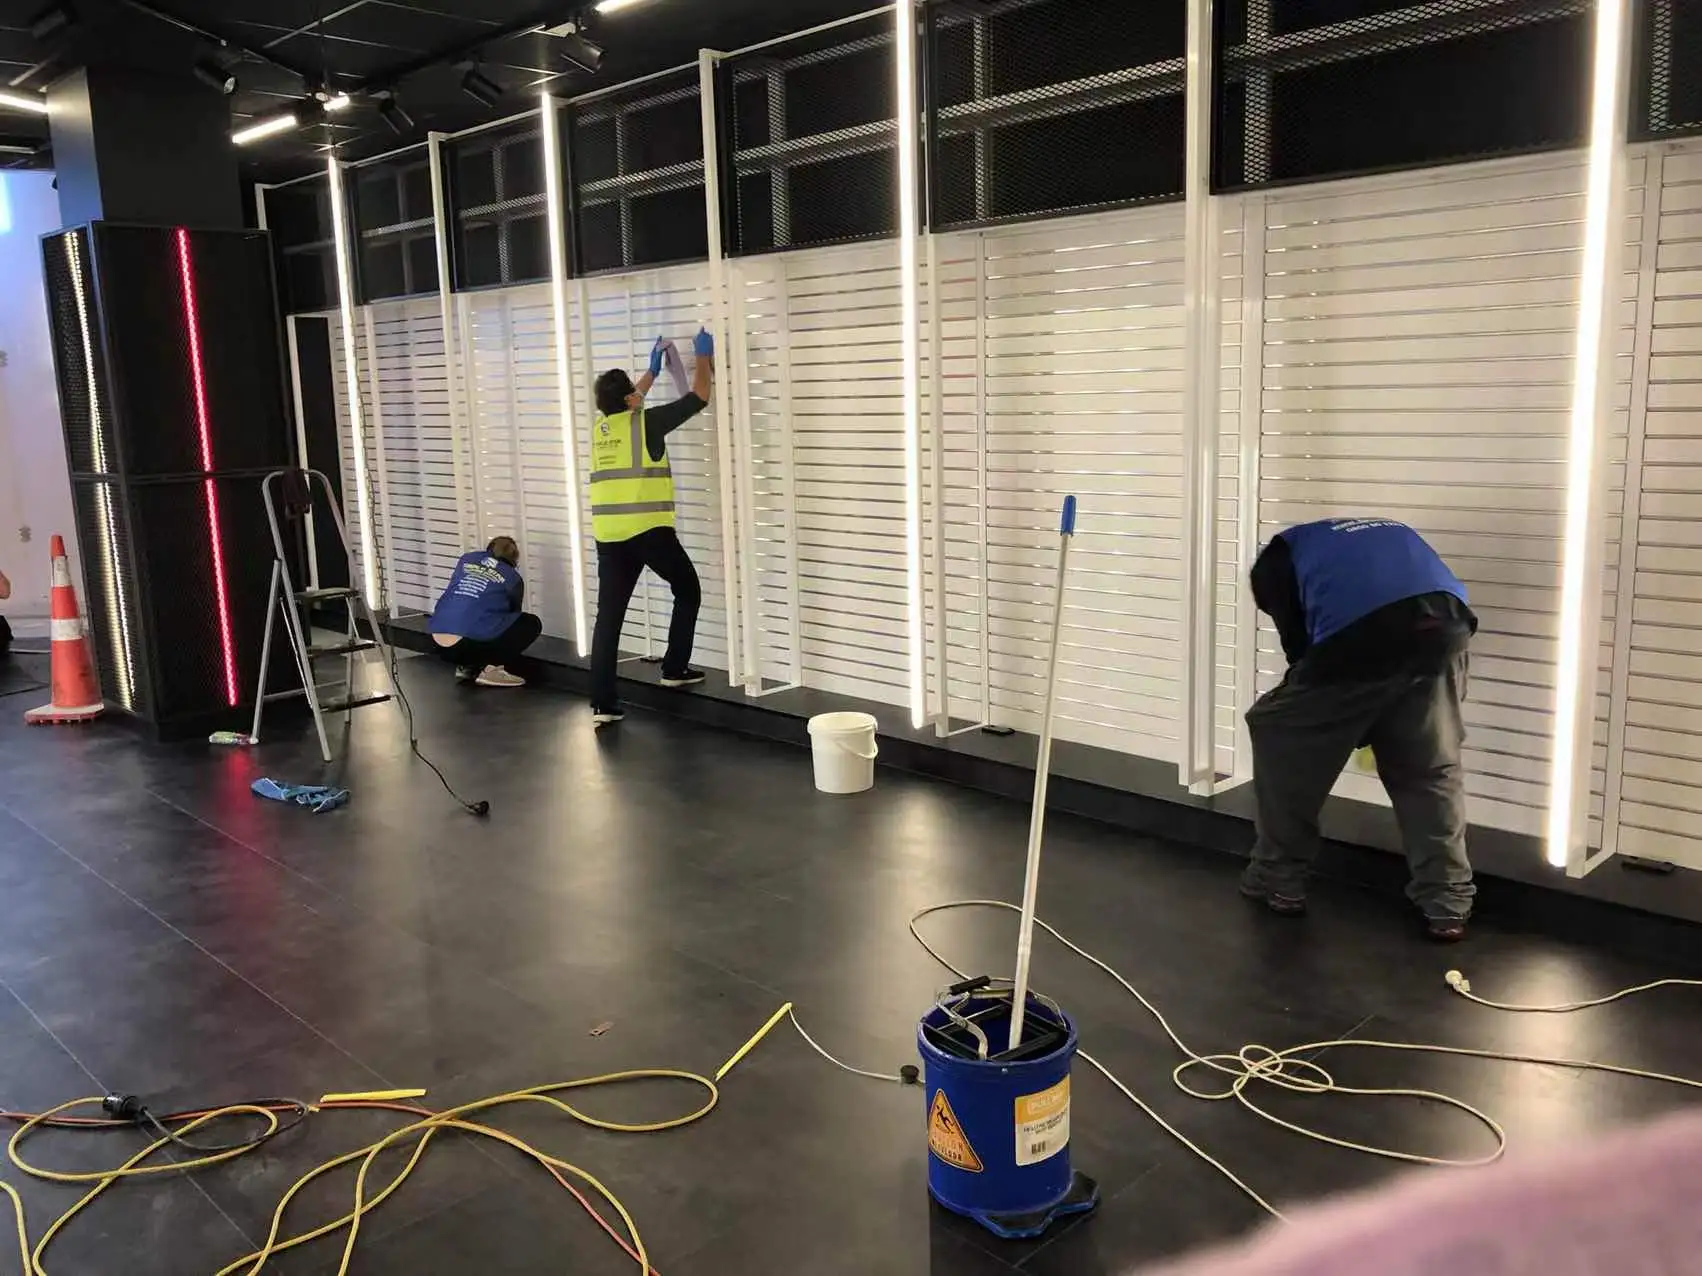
[590,409,675,542]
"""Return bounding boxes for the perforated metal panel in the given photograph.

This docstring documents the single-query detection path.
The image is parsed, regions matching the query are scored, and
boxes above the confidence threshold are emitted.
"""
[1250,152,1642,837]
[266,176,338,314]
[351,147,439,302]
[450,116,549,290]
[1635,0,1701,143]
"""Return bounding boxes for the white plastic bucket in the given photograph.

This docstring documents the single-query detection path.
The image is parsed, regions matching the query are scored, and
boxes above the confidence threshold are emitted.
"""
[807,711,879,795]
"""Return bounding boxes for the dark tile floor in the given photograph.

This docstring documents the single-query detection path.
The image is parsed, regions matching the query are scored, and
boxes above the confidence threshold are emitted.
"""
[1,651,1701,1274]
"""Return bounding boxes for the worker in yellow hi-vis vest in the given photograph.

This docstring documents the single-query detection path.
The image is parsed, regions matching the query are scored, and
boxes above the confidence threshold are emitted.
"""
[587,327,715,728]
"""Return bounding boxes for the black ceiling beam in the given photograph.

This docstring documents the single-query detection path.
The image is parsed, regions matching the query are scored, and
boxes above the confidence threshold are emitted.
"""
[351,1,575,94]
[118,0,323,87]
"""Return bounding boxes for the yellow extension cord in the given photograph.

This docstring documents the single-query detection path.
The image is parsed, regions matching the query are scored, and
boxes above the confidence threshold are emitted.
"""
[0,1004,804,1276]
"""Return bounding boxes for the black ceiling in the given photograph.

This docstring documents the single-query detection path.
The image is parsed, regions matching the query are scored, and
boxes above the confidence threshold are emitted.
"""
[0,0,878,178]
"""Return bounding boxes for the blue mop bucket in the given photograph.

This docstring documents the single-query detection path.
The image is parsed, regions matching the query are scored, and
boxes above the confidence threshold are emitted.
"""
[918,995,1097,1238]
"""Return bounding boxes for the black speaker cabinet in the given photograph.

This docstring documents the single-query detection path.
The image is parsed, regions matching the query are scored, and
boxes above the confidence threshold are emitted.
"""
[42,222,299,738]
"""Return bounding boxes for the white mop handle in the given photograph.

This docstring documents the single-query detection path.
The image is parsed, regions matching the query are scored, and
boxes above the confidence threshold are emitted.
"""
[1008,495,1077,1052]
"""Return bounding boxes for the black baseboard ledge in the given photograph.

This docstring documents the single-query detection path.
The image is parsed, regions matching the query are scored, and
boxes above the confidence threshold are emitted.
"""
[389,616,1702,965]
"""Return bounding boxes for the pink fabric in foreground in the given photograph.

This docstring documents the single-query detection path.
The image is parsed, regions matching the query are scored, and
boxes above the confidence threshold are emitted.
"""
[1143,1110,1702,1276]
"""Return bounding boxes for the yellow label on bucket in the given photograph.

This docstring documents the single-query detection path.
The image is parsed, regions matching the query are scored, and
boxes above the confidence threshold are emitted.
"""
[1014,1076,1070,1167]
[928,1089,984,1173]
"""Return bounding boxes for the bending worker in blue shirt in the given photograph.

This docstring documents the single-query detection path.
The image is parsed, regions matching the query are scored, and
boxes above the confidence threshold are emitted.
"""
[586,329,715,727]
[427,536,540,688]
[1241,517,1478,941]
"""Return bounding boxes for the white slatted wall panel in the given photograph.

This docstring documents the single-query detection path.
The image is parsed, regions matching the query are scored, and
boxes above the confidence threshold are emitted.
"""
[735,254,804,687]
[1253,154,1641,839]
[364,299,464,612]
[327,312,382,597]
[973,206,1208,761]
[571,265,730,673]
[1617,143,1702,868]
[780,242,912,705]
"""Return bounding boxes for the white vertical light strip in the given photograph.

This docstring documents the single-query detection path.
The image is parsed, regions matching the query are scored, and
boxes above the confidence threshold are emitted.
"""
[326,157,380,607]
[541,94,591,655]
[1548,0,1632,871]
[428,132,475,552]
[700,49,744,686]
[896,0,927,730]
[1178,0,1221,788]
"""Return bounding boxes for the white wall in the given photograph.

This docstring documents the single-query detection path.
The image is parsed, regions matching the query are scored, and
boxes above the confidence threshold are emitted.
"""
[309,136,1702,870]
[0,170,76,635]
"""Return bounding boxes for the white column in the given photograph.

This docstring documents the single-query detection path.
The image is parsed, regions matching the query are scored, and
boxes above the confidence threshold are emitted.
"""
[326,157,380,607]
[896,0,927,730]
[1549,0,1635,873]
[1178,0,1222,790]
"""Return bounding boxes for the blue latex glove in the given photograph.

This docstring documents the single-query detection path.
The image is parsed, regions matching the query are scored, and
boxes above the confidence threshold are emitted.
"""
[693,327,714,359]
[252,777,350,813]
[647,336,667,377]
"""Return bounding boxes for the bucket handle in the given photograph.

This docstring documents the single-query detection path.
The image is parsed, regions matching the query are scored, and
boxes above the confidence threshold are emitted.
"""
[835,734,879,761]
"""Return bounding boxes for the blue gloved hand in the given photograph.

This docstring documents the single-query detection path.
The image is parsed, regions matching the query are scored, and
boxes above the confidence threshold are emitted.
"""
[693,327,714,359]
[647,337,667,377]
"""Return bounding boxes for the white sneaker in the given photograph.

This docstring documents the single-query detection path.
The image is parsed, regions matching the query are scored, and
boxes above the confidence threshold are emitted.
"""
[592,708,626,728]
[475,666,525,688]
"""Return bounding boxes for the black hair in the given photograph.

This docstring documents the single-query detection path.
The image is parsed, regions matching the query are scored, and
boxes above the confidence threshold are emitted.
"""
[486,536,520,566]
[595,369,636,418]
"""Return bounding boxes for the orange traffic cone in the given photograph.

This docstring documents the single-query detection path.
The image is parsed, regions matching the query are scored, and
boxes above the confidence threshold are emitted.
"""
[25,535,104,725]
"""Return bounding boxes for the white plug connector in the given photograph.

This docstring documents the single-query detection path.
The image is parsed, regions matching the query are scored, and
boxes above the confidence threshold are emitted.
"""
[1444,969,1471,994]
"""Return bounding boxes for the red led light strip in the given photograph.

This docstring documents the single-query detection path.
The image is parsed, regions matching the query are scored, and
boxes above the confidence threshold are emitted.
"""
[175,228,239,708]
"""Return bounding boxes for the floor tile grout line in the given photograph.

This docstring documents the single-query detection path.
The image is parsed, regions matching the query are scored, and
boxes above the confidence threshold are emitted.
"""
[0,977,262,1254]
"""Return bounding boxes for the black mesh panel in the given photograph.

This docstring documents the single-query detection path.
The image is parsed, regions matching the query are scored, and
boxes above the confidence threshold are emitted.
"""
[450,117,549,289]
[352,147,438,301]
[566,72,707,274]
[724,13,898,255]
[929,0,1186,229]
[42,230,112,476]
[266,177,337,313]
[1215,0,1592,191]
[1636,1,1702,141]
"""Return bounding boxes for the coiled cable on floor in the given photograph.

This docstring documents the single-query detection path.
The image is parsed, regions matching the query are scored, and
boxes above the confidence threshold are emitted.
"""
[795,899,1702,1222]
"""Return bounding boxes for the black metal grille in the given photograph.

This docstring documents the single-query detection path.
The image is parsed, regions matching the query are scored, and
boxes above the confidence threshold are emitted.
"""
[1215,0,1592,191]
[266,177,337,313]
[352,147,439,301]
[1635,0,1701,141]
[567,71,707,274]
[71,478,146,717]
[42,229,112,477]
[928,0,1185,230]
[450,117,549,290]
[723,13,899,256]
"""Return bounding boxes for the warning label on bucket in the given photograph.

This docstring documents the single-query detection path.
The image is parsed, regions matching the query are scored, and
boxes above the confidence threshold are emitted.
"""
[1014,1077,1070,1167]
[929,1090,984,1173]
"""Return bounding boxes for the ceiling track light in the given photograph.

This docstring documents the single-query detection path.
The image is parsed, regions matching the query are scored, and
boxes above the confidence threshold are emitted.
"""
[28,2,76,41]
[193,57,237,95]
[461,68,503,107]
[594,0,652,12]
[231,97,324,146]
[0,89,50,115]
[376,92,414,135]
[558,31,604,75]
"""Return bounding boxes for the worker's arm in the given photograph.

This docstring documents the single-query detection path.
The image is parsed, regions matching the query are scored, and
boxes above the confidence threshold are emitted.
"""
[0,568,9,601]
[633,336,670,399]
[641,331,716,463]
[1249,537,1309,665]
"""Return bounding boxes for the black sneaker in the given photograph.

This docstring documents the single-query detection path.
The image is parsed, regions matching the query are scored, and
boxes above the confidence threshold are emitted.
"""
[1239,874,1307,916]
[659,667,706,688]
[454,665,478,684]
[1426,915,1468,943]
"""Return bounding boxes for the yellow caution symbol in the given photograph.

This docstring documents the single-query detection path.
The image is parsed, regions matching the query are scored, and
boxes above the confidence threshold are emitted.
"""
[928,1089,984,1173]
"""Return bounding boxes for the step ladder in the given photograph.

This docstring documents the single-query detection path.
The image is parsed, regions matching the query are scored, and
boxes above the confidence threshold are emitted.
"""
[251,468,404,763]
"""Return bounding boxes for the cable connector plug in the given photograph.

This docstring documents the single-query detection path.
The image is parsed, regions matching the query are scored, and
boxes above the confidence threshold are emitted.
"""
[101,1094,145,1121]
[1444,969,1470,994]
[899,1065,920,1086]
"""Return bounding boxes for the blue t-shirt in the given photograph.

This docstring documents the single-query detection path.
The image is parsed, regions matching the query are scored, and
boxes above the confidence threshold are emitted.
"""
[1279,518,1467,646]
[428,551,523,642]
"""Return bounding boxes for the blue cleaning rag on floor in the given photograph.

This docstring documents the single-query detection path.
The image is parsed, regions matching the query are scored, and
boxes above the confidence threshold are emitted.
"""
[251,777,349,813]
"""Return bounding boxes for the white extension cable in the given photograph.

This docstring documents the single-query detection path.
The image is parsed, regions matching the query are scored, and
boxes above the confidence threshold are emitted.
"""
[789,898,1702,1222]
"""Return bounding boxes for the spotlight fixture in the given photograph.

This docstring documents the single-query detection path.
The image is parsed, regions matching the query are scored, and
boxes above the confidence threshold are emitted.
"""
[557,31,604,75]
[0,90,50,115]
[460,68,503,107]
[376,92,414,135]
[194,57,237,95]
[28,2,76,41]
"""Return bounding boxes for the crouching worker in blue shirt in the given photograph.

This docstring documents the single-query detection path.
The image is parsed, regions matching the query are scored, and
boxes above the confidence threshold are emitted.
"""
[1240,518,1478,941]
[427,536,541,688]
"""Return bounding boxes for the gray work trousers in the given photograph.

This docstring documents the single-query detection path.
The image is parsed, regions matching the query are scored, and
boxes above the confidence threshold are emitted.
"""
[1242,652,1476,921]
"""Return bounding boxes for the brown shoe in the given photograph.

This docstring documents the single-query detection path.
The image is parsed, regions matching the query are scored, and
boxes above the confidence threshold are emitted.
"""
[1426,915,1468,943]
[1239,876,1307,916]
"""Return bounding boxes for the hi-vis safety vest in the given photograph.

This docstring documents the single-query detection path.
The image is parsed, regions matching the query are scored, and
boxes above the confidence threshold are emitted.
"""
[590,408,675,542]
